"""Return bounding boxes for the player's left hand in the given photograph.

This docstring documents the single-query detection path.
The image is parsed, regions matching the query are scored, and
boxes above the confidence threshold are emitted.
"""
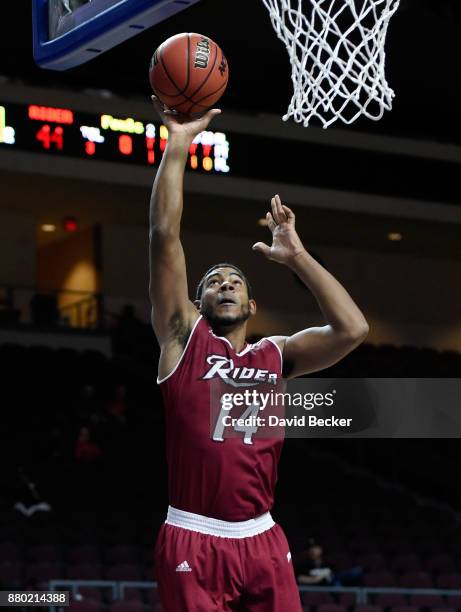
[252,195,305,265]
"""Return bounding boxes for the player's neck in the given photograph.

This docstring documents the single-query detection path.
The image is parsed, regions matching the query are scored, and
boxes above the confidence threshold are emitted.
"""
[211,323,247,353]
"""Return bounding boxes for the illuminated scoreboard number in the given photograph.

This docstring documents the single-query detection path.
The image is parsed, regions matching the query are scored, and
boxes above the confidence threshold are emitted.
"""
[99,114,145,160]
[35,125,64,150]
[29,104,70,152]
[0,102,231,173]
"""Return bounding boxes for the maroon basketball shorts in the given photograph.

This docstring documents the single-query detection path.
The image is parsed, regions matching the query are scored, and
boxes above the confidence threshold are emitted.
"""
[154,506,302,611]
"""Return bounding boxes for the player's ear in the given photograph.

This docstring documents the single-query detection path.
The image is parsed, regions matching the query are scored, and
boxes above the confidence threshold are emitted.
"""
[193,299,201,312]
[249,299,257,316]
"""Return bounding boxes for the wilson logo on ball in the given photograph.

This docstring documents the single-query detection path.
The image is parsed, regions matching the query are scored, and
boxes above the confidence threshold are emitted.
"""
[194,37,211,69]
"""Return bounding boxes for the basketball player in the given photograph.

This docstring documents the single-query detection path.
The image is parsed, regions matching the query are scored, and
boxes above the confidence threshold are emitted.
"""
[149,96,369,611]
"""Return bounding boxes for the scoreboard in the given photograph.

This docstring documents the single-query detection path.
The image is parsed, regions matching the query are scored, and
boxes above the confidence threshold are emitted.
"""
[1,95,451,208]
[0,101,230,174]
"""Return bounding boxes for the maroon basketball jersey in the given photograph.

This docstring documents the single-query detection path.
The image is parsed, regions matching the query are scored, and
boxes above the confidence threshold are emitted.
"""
[158,315,284,522]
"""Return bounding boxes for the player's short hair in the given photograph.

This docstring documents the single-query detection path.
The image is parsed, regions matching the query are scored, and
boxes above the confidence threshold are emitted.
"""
[195,263,253,301]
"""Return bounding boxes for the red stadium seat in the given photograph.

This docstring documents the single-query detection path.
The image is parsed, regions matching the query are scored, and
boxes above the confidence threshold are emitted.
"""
[364,571,397,587]
[399,571,434,588]
[389,606,419,612]
[358,553,387,572]
[109,601,145,612]
[105,545,139,564]
[339,592,357,606]
[317,604,347,612]
[66,563,103,580]
[27,561,63,583]
[391,554,422,573]
[68,545,101,564]
[425,555,456,574]
[28,544,62,563]
[375,593,407,608]
[446,596,461,609]
[436,573,461,589]
[123,588,145,602]
[375,594,407,607]
[354,606,383,612]
[431,607,456,612]
[409,595,445,608]
[68,602,102,612]
[105,563,143,581]
[301,593,334,606]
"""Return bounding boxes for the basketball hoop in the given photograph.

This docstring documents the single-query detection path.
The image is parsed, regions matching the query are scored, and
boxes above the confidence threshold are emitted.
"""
[261,0,401,128]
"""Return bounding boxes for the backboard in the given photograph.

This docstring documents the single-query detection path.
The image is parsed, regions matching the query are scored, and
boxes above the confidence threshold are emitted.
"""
[33,0,200,70]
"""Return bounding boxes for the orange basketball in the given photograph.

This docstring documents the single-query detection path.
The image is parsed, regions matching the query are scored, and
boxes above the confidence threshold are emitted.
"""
[149,33,229,116]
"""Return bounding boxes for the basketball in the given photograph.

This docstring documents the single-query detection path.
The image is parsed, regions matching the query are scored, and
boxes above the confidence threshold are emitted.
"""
[149,32,229,116]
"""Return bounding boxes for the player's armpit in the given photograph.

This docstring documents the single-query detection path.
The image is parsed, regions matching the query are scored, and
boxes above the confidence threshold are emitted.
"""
[149,230,198,346]
[280,324,368,378]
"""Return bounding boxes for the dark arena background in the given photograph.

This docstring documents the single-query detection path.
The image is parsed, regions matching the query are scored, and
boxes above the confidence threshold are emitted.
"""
[1,1,461,611]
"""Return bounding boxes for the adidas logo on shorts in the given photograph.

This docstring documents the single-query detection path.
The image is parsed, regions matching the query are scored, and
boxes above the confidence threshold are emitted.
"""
[176,560,192,572]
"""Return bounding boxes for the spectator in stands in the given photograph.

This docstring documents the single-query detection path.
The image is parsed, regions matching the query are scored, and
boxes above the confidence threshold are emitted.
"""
[296,539,363,586]
[74,426,102,463]
[106,383,128,425]
[297,540,334,585]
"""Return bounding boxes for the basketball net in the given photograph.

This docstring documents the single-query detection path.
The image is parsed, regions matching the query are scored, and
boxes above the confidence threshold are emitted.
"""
[261,0,401,128]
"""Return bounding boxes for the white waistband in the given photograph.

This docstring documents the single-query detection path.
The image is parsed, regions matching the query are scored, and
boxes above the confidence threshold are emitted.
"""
[165,505,275,539]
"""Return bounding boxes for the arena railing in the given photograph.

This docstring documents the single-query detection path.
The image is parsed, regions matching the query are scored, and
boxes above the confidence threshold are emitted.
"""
[0,282,103,329]
[47,580,461,612]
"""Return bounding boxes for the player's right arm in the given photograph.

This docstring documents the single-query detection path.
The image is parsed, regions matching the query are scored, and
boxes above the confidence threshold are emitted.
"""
[149,97,221,378]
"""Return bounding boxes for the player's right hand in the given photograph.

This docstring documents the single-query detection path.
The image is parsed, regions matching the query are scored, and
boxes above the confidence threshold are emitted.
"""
[151,95,221,141]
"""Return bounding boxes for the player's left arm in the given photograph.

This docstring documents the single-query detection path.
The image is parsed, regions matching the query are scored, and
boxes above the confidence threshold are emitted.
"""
[253,195,369,378]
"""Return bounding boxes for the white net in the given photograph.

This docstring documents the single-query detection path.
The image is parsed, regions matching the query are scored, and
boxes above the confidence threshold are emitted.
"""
[261,0,401,128]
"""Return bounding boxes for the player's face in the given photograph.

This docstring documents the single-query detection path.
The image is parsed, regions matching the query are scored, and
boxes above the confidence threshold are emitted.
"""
[200,267,254,326]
